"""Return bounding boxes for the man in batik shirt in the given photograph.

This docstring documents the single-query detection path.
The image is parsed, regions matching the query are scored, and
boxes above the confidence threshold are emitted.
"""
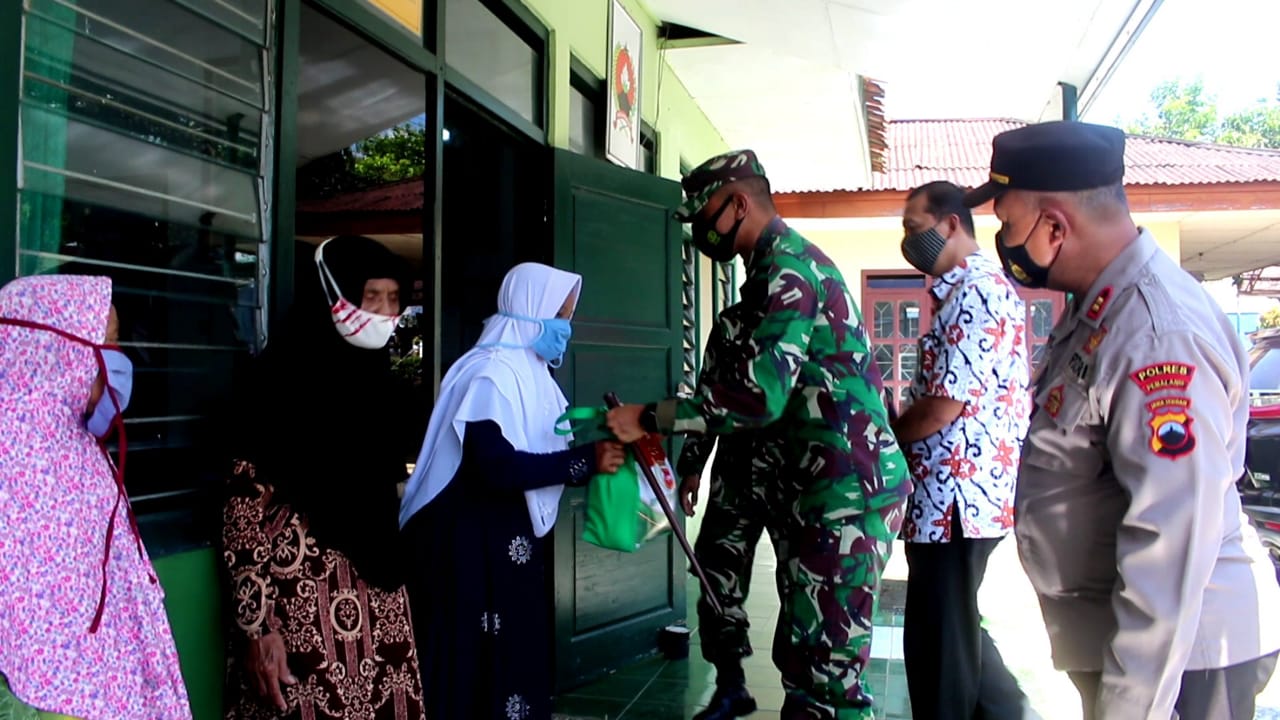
[608,149,911,720]
[893,181,1034,720]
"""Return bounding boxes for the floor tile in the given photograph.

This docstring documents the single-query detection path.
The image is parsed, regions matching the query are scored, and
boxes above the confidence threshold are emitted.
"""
[552,694,631,719]
[609,656,666,679]
[633,678,717,708]
[616,699,706,720]
[744,683,786,711]
[567,672,658,700]
[869,624,902,659]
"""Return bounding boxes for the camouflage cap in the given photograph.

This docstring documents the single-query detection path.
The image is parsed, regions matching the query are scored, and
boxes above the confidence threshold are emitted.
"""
[674,150,769,222]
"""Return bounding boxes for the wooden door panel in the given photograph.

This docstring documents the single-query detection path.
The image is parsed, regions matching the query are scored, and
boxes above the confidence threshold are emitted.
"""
[550,148,685,690]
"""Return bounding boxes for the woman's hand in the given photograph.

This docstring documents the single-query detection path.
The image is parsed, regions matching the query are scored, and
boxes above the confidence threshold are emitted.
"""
[245,632,296,710]
[595,440,627,474]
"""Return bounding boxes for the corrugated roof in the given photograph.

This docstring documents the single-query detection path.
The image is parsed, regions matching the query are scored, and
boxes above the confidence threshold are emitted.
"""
[780,119,1280,194]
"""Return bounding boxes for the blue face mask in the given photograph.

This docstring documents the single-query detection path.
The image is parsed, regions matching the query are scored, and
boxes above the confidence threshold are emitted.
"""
[87,349,133,438]
[481,312,573,368]
[531,317,572,368]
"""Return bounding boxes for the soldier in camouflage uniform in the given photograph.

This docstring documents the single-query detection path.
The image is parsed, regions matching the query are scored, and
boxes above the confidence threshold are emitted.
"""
[607,150,912,720]
[678,316,786,719]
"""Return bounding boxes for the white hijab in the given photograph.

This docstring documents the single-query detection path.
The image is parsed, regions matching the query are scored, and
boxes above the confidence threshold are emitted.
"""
[400,263,583,537]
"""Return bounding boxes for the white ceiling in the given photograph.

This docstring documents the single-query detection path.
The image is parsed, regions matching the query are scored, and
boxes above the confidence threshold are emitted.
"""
[296,6,428,165]
[656,44,873,195]
[1177,210,1280,281]
[646,0,1150,191]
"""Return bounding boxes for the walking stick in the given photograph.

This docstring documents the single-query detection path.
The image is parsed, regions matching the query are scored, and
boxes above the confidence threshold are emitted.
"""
[604,393,724,616]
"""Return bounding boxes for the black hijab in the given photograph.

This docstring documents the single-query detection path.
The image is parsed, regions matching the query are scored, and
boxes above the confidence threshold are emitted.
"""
[252,235,413,590]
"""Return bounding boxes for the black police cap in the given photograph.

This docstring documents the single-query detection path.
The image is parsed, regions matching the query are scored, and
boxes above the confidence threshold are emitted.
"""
[962,121,1126,208]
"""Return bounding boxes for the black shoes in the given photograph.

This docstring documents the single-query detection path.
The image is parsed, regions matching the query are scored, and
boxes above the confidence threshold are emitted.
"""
[692,685,758,719]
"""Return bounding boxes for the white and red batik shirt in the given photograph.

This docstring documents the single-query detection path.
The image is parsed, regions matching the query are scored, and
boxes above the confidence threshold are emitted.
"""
[901,252,1031,543]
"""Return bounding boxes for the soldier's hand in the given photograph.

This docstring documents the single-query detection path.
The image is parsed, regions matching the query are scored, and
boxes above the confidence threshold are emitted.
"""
[606,404,646,443]
[680,474,701,517]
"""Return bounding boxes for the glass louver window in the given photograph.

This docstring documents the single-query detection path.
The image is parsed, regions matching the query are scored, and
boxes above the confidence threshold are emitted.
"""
[17,0,274,519]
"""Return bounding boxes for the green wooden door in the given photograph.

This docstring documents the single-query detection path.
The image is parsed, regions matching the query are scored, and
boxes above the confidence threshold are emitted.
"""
[549,148,686,690]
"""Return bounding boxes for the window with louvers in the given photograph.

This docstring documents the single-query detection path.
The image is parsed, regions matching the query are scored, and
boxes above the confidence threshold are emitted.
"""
[679,236,697,395]
[17,0,274,535]
[712,258,734,318]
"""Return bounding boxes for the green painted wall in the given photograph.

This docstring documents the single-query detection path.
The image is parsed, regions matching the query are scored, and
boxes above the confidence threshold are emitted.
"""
[524,0,728,179]
[154,549,225,720]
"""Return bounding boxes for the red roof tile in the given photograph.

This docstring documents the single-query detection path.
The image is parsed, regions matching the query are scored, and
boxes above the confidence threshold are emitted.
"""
[807,119,1280,193]
[297,177,425,214]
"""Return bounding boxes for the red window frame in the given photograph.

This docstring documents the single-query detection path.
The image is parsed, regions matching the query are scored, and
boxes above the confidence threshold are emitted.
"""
[862,270,1067,411]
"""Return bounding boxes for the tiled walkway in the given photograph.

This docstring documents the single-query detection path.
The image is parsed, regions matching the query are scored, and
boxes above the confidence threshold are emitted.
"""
[553,516,913,719]
[554,522,1280,719]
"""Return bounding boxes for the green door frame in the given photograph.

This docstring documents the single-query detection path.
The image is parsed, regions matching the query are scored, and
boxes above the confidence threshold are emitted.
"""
[0,0,22,286]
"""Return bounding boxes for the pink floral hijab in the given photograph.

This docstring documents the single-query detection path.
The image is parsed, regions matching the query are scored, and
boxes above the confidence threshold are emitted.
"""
[0,275,191,719]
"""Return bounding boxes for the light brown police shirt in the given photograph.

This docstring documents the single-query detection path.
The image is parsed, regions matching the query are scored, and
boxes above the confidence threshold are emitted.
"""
[1015,229,1280,719]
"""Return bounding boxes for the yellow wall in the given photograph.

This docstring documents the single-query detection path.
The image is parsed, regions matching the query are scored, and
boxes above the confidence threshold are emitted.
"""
[801,217,1183,306]
[523,0,728,180]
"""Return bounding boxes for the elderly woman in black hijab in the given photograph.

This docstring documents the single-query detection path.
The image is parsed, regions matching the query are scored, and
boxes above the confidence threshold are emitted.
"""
[221,236,426,720]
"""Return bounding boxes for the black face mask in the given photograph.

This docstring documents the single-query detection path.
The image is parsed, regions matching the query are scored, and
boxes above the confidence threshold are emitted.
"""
[691,197,742,263]
[997,215,1054,289]
[901,226,949,275]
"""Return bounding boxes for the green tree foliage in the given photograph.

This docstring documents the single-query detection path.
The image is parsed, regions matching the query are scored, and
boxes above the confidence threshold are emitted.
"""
[1127,80,1280,149]
[352,124,426,183]
[297,121,426,201]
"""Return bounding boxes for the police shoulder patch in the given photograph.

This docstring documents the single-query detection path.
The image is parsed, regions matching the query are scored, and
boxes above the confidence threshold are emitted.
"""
[1130,362,1196,395]
[1146,396,1196,459]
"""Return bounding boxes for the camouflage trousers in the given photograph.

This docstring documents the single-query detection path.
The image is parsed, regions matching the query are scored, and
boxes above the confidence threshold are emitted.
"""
[771,506,896,719]
[692,462,782,667]
[696,469,903,719]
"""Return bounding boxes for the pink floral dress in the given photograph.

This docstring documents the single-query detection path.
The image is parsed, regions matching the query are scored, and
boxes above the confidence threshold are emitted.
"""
[0,275,192,720]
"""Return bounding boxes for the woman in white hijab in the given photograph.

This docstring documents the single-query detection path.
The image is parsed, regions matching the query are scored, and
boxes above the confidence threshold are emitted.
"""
[400,263,624,720]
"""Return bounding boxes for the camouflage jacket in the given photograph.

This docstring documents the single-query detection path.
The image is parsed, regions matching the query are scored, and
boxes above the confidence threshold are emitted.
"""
[656,218,909,513]
[675,310,779,479]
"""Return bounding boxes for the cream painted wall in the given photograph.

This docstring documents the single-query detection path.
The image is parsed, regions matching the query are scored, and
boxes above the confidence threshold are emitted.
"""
[796,216,1183,305]
[522,0,728,181]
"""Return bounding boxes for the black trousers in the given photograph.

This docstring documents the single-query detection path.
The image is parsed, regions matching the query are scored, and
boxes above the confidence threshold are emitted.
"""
[1069,651,1278,720]
[903,517,1026,720]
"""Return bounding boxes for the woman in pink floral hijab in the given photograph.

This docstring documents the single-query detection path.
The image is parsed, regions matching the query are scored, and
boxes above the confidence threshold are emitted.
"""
[0,275,191,719]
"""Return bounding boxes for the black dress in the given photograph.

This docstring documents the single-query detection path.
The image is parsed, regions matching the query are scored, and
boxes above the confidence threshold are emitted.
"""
[403,420,595,720]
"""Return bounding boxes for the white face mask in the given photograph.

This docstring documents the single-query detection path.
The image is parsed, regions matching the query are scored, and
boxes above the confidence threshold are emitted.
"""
[314,239,401,349]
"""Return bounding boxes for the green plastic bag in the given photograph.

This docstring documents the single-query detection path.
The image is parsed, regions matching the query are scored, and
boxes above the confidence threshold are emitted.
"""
[556,407,679,553]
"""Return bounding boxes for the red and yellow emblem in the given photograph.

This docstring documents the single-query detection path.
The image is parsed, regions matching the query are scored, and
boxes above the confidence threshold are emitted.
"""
[612,44,638,139]
[1130,362,1196,395]
[1086,286,1113,321]
[1044,384,1064,419]
[1146,396,1196,459]
[1084,325,1109,355]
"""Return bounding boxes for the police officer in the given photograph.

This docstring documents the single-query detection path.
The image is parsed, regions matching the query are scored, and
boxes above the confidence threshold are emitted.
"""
[677,316,784,719]
[607,150,911,719]
[963,121,1280,719]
